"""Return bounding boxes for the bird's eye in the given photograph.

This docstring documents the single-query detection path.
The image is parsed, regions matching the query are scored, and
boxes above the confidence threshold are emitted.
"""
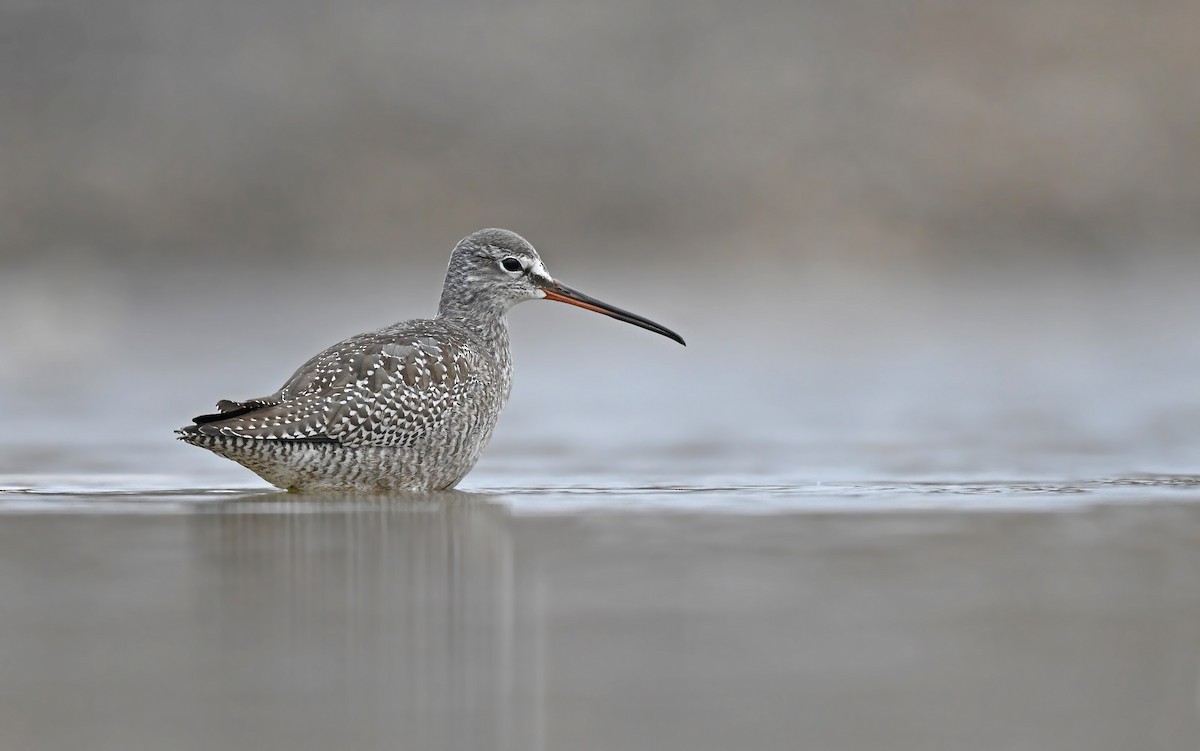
[501,257,523,273]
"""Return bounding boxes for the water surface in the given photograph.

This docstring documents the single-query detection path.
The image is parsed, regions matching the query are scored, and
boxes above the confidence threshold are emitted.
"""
[2,441,1199,751]
[4,263,1200,749]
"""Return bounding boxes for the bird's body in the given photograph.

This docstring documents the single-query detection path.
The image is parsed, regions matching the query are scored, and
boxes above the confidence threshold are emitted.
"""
[177,229,683,491]
[177,318,511,490]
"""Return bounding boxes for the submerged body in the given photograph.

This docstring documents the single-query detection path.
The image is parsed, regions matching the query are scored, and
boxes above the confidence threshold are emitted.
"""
[177,229,683,491]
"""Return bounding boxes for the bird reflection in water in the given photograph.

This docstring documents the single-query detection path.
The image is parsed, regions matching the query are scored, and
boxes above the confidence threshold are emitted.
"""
[187,492,547,751]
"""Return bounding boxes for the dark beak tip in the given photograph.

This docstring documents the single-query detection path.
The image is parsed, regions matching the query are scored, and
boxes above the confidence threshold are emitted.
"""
[545,280,686,347]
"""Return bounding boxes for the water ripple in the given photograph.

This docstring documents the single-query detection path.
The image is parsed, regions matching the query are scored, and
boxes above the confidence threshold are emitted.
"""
[2,474,1200,515]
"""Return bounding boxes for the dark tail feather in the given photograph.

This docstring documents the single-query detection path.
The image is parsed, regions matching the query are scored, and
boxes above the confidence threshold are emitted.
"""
[192,399,273,425]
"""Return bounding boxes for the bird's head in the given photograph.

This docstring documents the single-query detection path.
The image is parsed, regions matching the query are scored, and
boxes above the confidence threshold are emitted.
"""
[439,228,685,345]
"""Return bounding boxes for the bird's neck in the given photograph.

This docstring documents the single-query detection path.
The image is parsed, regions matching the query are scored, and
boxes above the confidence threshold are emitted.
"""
[436,303,512,360]
[437,278,515,367]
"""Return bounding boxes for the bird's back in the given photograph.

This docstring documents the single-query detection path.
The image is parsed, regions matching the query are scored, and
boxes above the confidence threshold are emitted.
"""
[177,317,512,490]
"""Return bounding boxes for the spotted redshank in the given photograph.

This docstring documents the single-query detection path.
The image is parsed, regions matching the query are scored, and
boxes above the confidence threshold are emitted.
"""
[177,228,684,491]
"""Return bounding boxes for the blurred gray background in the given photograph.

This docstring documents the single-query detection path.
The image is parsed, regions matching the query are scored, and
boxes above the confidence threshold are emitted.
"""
[2,0,1199,466]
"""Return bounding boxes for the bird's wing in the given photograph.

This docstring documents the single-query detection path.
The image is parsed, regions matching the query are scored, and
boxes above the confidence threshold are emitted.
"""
[190,331,482,445]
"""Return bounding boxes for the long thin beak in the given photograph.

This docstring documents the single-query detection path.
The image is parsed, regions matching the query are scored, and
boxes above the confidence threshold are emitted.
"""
[541,279,686,346]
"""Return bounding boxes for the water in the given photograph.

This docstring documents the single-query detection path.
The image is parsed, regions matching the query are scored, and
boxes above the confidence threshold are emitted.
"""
[4,264,1200,749]
[2,437,1200,751]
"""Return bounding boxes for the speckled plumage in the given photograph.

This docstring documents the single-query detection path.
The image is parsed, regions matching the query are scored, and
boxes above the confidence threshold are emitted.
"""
[177,228,684,491]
